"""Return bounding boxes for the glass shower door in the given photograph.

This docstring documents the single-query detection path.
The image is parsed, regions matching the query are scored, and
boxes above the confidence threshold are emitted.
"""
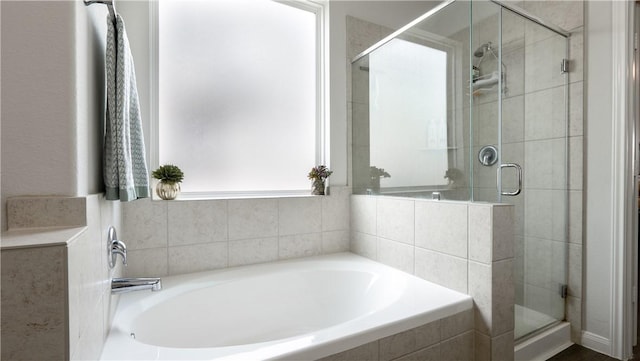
[471,4,570,340]
[515,15,569,340]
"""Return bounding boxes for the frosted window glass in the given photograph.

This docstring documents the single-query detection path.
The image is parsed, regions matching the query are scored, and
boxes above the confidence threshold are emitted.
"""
[369,38,448,187]
[159,0,317,193]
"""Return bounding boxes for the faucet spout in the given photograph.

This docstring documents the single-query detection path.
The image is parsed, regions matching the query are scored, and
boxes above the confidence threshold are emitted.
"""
[111,277,162,294]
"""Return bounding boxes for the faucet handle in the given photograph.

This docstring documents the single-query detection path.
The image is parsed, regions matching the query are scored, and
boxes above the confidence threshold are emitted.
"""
[107,226,127,268]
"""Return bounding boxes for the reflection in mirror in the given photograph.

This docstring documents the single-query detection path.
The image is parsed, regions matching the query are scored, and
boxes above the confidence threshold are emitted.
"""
[352,22,467,200]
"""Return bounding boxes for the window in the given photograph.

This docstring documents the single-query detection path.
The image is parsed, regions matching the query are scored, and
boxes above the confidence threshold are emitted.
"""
[154,0,324,197]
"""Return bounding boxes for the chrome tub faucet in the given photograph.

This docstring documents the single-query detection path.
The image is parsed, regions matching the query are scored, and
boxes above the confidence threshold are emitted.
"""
[111,277,162,294]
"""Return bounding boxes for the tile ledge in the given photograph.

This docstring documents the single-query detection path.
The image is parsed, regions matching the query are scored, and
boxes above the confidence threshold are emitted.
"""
[1,226,87,250]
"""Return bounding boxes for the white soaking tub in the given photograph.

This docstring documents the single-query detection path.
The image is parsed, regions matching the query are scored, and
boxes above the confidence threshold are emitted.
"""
[100,253,472,360]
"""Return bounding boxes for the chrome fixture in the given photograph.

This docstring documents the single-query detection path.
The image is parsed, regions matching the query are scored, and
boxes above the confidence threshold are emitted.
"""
[474,42,494,58]
[107,226,127,268]
[478,145,498,166]
[432,191,441,200]
[111,278,162,294]
[498,163,523,196]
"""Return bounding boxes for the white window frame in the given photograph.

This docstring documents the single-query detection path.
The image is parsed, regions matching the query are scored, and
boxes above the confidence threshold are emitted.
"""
[149,0,328,199]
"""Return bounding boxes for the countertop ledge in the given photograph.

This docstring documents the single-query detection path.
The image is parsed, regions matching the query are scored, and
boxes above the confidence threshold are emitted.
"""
[1,226,87,250]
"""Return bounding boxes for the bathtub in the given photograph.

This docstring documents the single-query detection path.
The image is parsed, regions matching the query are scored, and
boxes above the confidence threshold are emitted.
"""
[100,253,472,360]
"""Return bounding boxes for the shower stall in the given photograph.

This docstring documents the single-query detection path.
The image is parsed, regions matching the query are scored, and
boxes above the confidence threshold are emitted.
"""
[351,0,570,347]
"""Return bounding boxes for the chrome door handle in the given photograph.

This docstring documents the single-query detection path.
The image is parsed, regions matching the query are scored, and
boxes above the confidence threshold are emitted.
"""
[498,163,522,196]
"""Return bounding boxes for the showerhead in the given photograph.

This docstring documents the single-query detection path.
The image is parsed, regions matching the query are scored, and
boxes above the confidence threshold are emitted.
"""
[474,42,493,58]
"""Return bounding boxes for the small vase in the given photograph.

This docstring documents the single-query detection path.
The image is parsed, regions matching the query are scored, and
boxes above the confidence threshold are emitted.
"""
[156,181,180,200]
[311,179,325,195]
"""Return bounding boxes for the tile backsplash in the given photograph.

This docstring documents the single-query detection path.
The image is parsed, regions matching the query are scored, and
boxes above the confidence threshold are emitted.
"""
[121,186,351,277]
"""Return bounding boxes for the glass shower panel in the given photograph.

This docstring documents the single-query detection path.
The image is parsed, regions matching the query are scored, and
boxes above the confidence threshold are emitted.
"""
[351,0,472,200]
[350,0,570,342]
[470,1,502,203]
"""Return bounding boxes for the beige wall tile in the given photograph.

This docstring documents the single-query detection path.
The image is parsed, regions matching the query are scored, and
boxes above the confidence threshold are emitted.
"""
[279,197,322,236]
[228,199,278,240]
[415,201,468,258]
[377,237,414,274]
[415,248,468,293]
[122,198,168,250]
[168,242,228,275]
[229,237,278,267]
[168,200,227,246]
[377,197,415,245]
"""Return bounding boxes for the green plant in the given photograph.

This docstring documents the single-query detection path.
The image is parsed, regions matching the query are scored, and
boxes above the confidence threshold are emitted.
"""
[370,166,391,179]
[308,165,333,181]
[152,164,184,184]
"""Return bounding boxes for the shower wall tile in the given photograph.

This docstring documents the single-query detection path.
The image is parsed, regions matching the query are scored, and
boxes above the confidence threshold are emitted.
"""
[168,242,228,274]
[122,198,168,250]
[167,200,227,246]
[523,1,584,32]
[228,199,278,240]
[475,101,499,145]
[568,28,584,83]
[523,140,565,190]
[377,237,414,274]
[473,154,499,189]
[415,201,468,258]
[501,142,525,191]
[415,248,468,294]
[524,86,566,141]
[569,81,584,136]
[568,243,583,298]
[279,197,322,236]
[346,15,393,60]
[569,136,584,190]
[502,95,524,143]
[569,190,583,244]
[228,237,278,267]
[278,232,322,259]
[524,236,553,289]
[376,197,415,245]
[501,9,526,50]
[503,46,525,99]
[524,35,566,93]
[352,102,370,147]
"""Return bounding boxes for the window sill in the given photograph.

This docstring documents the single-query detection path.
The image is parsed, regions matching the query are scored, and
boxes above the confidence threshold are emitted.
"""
[151,189,333,201]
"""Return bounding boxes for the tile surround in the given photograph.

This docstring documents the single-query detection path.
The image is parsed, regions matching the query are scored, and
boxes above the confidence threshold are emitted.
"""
[122,186,351,277]
[351,194,515,360]
[317,309,473,361]
[2,194,121,361]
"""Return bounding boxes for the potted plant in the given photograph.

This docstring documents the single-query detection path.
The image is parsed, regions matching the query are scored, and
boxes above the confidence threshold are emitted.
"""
[370,166,391,192]
[308,165,332,195]
[152,164,184,200]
